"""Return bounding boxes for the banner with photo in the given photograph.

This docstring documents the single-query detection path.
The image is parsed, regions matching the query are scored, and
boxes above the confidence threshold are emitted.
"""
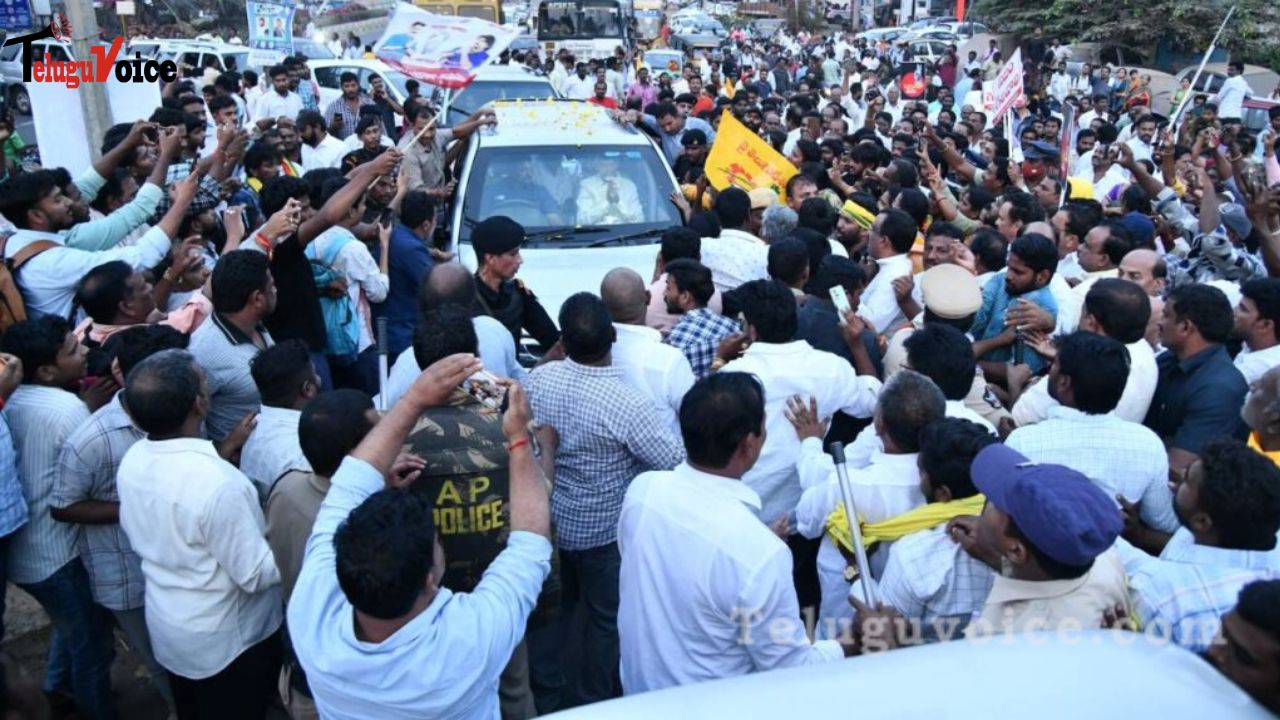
[247,1,297,67]
[374,3,519,89]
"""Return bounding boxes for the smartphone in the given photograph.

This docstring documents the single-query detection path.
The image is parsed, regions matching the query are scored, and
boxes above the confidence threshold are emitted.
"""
[830,285,852,318]
[463,370,505,410]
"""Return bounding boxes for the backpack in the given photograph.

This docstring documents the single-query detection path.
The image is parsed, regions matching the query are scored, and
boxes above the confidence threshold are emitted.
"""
[0,233,59,331]
[307,234,361,358]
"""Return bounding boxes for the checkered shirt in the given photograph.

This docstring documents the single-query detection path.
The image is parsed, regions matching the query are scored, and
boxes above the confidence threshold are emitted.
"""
[1119,529,1280,652]
[525,358,685,551]
[50,395,146,611]
[664,308,739,378]
[878,525,995,641]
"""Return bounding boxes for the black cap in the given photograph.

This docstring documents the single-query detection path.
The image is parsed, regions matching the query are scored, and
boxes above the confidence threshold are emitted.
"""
[472,216,525,258]
[681,129,708,147]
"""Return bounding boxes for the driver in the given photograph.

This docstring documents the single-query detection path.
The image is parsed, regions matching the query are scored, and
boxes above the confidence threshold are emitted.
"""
[489,156,564,226]
[576,155,643,225]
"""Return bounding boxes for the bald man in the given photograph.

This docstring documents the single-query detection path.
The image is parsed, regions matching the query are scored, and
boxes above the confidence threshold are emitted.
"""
[382,263,526,406]
[601,267,695,436]
[1120,249,1167,350]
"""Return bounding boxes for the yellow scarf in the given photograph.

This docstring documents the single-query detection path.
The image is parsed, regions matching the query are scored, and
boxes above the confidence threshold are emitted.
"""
[1248,432,1280,467]
[824,495,986,555]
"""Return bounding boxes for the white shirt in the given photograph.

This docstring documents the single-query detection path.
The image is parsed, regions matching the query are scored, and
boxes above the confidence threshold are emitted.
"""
[1049,73,1071,103]
[301,133,348,171]
[857,253,914,336]
[383,317,525,407]
[239,405,310,500]
[576,175,643,225]
[3,385,87,584]
[610,324,695,438]
[256,90,303,123]
[700,229,770,294]
[1234,343,1280,385]
[722,341,881,523]
[618,462,842,694]
[1006,405,1177,533]
[1057,252,1085,283]
[308,227,389,353]
[1127,136,1155,164]
[289,457,551,718]
[561,74,594,100]
[1213,75,1251,119]
[1012,339,1157,425]
[4,226,172,320]
[795,443,923,636]
[118,438,282,679]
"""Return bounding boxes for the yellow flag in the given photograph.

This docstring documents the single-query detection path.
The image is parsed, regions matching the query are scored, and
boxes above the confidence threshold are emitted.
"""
[704,110,798,204]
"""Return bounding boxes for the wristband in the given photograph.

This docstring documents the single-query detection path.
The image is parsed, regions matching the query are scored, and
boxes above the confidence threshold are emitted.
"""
[506,437,531,453]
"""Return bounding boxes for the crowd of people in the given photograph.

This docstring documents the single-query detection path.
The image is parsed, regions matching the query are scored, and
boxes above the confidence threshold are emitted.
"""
[0,14,1277,720]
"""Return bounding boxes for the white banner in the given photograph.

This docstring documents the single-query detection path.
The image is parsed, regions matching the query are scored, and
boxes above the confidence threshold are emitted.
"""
[374,4,519,89]
[990,48,1025,120]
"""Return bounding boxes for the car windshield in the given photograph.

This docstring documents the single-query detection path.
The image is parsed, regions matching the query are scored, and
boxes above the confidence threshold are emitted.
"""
[460,145,680,245]
[538,0,623,39]
[449,80,557,120]
[381,70,414,99]
[224,51,250,72]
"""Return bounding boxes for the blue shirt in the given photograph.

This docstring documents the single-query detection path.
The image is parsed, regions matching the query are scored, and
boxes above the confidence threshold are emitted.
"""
[639,114,717,165]
[0,415,29,539]
[288,457,551,719]
[371,224,434,358]
[1143,345,1248,454]
[969,271,1057,374]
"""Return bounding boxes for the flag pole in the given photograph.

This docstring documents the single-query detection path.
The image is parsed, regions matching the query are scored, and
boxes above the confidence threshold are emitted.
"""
[1169,5,1237,130]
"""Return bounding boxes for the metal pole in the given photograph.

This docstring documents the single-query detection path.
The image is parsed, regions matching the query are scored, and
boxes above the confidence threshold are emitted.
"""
[1169,5,1236,130]
[829,442,878,606]
[63,0,113,161]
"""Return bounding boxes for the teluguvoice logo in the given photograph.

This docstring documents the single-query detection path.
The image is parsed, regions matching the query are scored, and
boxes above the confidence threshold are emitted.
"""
[2,12,179,88]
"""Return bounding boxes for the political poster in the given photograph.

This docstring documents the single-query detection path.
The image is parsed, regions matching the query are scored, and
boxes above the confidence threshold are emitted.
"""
[705,110,798,203]
[374,4,519,89]
[0,0,33,31]
[990,48,1025,120]
[247,1,296,68]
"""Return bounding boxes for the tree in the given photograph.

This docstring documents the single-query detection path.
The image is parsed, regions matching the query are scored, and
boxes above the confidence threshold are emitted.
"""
[973,0,1280,68]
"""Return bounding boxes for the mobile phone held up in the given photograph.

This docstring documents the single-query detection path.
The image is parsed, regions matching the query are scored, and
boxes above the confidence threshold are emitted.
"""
[830,285,852,324]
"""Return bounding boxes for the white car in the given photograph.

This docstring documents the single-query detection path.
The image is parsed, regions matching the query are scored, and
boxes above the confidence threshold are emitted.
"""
[546,632,1272,719]
[450,100,681,329]
[308,58,414,111]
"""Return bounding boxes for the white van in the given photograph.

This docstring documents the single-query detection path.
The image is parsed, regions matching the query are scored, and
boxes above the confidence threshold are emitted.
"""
[450,99,681,327]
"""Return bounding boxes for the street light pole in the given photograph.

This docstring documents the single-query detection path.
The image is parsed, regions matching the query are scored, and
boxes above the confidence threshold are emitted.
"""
[63,0,114,161]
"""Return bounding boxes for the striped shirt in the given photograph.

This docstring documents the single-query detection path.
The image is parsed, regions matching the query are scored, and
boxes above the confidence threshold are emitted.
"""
[525,359,685,551]
[0,416,30,540]
[1119,530,1280,652]
[878,525,995,641]
[3,385,90,585]
[188,313,272,443]
[51,395,146,611]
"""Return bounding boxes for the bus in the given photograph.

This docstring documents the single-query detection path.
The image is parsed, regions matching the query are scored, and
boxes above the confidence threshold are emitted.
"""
[413,0,504,24]
[533,0,631,60]
[634,0,664,44]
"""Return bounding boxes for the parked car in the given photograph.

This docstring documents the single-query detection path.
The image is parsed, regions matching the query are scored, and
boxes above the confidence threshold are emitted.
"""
[1174,62,1280,101]
[0,39,110,115]
[309,58,414,111]
[451,99,681,328]
[439,64,559,127]
[856,27,908,45]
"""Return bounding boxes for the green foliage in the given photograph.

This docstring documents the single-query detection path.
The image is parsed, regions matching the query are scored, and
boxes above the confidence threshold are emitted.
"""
[973,0,1280,66]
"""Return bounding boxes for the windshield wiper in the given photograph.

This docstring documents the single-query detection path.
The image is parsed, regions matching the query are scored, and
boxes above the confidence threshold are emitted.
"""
[583,227,667,248]
[523,226,612,245]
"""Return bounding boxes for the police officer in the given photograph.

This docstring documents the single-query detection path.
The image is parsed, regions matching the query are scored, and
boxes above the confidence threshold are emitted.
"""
[472,216,561,351]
